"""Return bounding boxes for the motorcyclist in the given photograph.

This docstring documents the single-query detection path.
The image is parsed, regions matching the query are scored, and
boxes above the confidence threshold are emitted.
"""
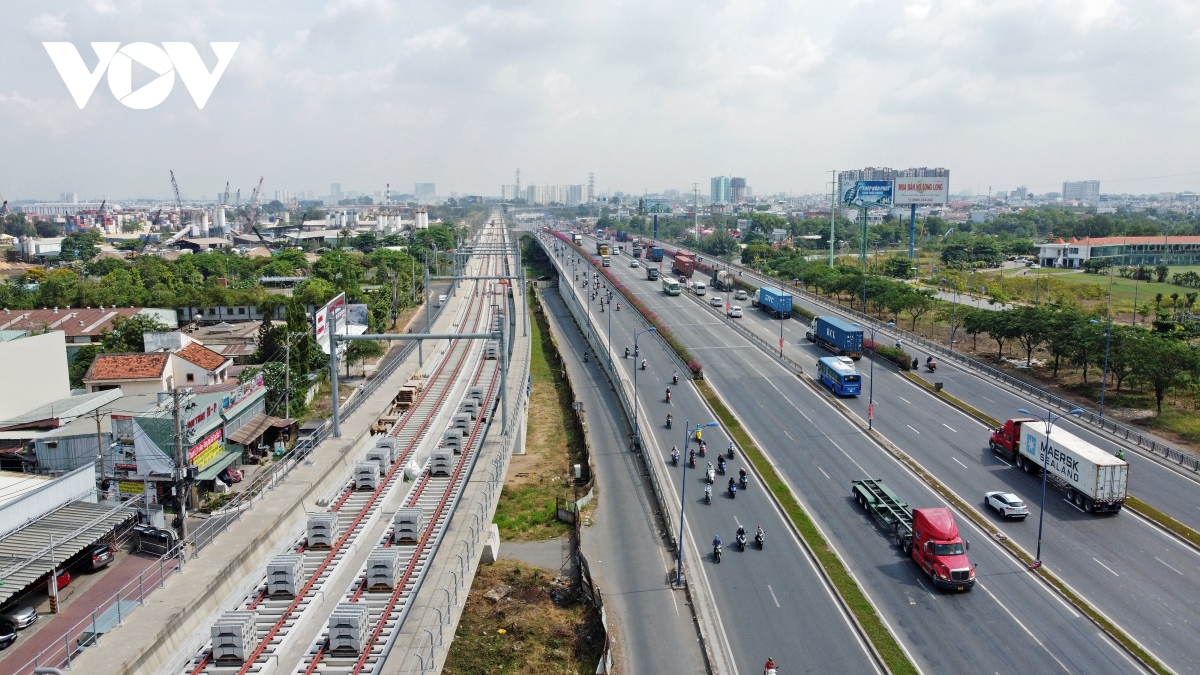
[895,338,903,349]
[689,449,696,467]
[666,412,673,428]
[625,346,630,358]
[671,446,680,465]
[717,455,726,474]
[736,525,747,549]
[673,370,679,384]
[755,525,765,547]
[698,440,706,455]
[616,303,620,311]
[705,463,715,483]
[665,387,671,402]
[705,483,712,502]
[739,467,748,487]
[641,358,647,370]
[713,534,722,554]
[765,657,777,674]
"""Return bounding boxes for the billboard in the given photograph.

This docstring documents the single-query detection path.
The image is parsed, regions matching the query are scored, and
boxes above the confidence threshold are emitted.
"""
[841,180,893,207]
[894,177,949,206]
[347,303,369,328]
[314,292,346,353]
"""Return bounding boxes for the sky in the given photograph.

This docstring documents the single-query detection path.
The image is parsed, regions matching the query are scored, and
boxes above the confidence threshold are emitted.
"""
[1,0,1199,202]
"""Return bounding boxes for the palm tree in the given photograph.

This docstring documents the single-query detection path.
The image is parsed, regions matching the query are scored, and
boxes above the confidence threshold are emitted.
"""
[1187,292,1198,319]
[1155,293,1164,315]
[1171,292,1181,319]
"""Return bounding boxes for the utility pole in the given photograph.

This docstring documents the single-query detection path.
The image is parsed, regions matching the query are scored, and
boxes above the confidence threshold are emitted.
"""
[172,388,188,544]
[284,338,291,418]
[830,170,837,266]
[693,183,699,244]
[93,409,106,491]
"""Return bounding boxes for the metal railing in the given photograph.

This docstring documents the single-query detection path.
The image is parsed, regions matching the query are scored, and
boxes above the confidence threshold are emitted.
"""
[651,236,1200,474]
[8,545,186,675]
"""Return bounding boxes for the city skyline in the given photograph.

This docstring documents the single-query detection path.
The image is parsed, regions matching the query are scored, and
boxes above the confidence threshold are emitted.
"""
[3,1,1200,199]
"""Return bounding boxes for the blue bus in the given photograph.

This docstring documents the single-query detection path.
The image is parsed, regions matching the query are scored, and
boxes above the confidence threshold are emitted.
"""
[817,356,862,396]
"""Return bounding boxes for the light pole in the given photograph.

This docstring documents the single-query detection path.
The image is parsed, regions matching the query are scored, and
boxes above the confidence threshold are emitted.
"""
[632,327,657,445]
[1018,406,1082,569]
[677,420,719,586]
[864,321,894,430]
[940,277,959,352]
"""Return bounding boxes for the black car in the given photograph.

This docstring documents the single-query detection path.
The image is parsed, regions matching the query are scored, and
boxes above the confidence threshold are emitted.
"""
[0,619,16,650]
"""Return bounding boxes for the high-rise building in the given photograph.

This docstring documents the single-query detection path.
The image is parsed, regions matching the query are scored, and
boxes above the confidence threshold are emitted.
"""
[730,177,747,203]
[501,184,520,201]
[567,185,584,205]
[1012,186,1028,200]
[1062,180,1100,204]
[710,176,731,203]
[414,183,436,204]
[330,183,343,203]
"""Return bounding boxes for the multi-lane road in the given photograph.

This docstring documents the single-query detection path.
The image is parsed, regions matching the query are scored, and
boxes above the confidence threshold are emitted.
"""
[545,230,1188,674]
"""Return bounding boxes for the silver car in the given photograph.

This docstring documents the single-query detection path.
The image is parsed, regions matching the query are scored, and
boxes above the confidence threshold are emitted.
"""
[985,491,1029,520]
[735,290,748,301]
[1,604,37,630]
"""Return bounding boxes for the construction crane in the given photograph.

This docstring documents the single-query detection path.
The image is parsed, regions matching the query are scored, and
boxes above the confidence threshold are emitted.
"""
[244,176,264,234]
[0,195,10,216]
[170,170,188,230]
[152,208,164,227]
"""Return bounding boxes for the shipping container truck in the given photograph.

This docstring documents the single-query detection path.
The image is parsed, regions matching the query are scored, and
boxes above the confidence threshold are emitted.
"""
[572,233,583,245]
[646,267,659,280]
[852,479,976,591]
[806,316,863,359]
[616,231,629,242]
[673,253,696,278]
[989,419,1128,513]
[751,286,793,319]
[712,269,735,291]
[648,246,665,262]
[596,241,610,255]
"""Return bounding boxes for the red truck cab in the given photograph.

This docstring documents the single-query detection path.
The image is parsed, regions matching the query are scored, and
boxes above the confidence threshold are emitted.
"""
[911,508,974,591]
[989,417,1035,463]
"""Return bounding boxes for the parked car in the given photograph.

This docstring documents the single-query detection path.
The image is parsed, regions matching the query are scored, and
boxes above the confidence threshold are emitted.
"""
[630,259,640,268]
[727,305,743,318]
[0,619,16,650]
[709,295,724,307]
[88,543,114,571]
[1030,264,1041,269]
[735,289,748,301]
[985,491,1029,520]
[1,604,36,630]
[51,567,71,591]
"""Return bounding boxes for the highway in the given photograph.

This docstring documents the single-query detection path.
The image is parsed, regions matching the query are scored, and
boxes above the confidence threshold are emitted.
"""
[627,239,1200,674]
[539,287,706,674]
[557,232,1148,674]
[543,235,886,674]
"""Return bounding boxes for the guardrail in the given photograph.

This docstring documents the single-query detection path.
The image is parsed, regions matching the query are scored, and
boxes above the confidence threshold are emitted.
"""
[645,236,1200,473]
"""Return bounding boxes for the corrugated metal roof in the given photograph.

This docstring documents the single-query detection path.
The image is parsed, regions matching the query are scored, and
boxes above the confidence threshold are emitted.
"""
[0,500,138,605]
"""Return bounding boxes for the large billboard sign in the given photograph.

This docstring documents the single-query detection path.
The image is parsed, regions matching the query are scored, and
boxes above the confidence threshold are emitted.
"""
[841,180,893,207]
[314,292,347,353]
[894,177,949,206]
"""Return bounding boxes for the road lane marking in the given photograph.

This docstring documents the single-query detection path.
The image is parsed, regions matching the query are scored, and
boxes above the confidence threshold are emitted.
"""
[981,395,995,403]
[995,457,1012,467]
[817,466,831,480]
[942,423,957,433]
[906,425,921,434]
[952,457,968,469]
[1093,558,1120,576]
[1155,556,1184,575]
[898,396,911,404]
[977,581,1072,674]
[767,584,781,608]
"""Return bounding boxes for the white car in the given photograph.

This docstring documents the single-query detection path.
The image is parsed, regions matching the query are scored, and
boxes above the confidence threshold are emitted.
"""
[735,290,748,301]
[727,305,743,318]
[709,295,724,307]
[985,491,1029,520]
[630,259,640,268]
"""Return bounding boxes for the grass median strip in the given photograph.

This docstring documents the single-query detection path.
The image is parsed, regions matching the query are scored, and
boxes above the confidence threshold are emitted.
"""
[696,379,915,675]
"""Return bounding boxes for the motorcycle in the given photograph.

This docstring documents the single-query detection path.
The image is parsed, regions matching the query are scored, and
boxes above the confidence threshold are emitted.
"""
[641,359,647,370]
[736,532,747,551]
[666,390,672,403]
[689,453,696,468]
[755,531,764,549]
[705,485,712,504]
[728,484,737,499]
[717,458,726,475]
[672,373,679,384]
[727,443,735,459]
[927,359,937,373]
[666,414,673,429]
[698,440,706,456]
[713,543,722,563]
[671,450,679,466]
[739,474,748,490]
[624,347,630,358]
[705,467,715,484]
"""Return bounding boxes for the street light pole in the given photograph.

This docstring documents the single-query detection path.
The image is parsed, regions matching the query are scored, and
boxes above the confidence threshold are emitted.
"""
[866,322,894,430]
[1019,406,1082,568]
[677,420,718,586]
[940,278,958,352]
[632,327,657,445]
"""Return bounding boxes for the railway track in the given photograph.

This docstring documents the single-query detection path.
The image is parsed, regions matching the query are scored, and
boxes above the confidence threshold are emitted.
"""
[181,222,511,675]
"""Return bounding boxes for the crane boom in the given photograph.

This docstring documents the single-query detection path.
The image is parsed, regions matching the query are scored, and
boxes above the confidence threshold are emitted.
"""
[244,176,264,233]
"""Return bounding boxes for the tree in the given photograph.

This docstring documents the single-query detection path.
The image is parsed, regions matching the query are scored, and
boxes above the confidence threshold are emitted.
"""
[902,289,935,330]
[984,311,1018,359]
[101,313,170,353]
[960,308,990,351]
[69,344,100,389]
[1069,320,1105,384]
[1133,335,1194,414]
[1156,265,1170,283]
[346,340,384,377]
[1104,326,1140,403]
[884,257,914,278]
[59,230,102,262]
[253,307,286,364]
[1012,306,1052,365]
[1043,309,1082,377]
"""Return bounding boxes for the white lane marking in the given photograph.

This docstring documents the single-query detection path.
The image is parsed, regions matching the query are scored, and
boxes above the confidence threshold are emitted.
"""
[915,578,931,595]
[942,423,957,433]
[952,457,968,469]
[898,396,911,404]
[734,515,743,529]
[767,584,781,608]
[977,581,1073,673]
[1093,558,1120,576]
[981,395,995,403]
[1064,498,1087,514]
[817,466,831,480]
[995,457,1012,467]
[1155,556,1184,575]
[655,545,681,614]
[907,425,921,434]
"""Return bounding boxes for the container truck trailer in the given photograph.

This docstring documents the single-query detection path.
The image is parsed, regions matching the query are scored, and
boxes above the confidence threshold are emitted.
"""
[648,247,665,262]
[989,419,1128,513]
[852,479,975,591]
[806,316,863,359]
[752,286,793,319]
[673,253,696,278]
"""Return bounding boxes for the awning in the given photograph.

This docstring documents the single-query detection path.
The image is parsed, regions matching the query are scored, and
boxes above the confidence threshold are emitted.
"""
[0,500,138,605]
[227,414,294,446]
[196,446,242,481]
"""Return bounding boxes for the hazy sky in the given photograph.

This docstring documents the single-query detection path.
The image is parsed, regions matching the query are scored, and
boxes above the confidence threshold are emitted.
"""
[2,0,1199,201]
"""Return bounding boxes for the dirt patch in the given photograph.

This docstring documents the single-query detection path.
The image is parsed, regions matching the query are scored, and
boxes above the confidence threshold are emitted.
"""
[442,559,603,675]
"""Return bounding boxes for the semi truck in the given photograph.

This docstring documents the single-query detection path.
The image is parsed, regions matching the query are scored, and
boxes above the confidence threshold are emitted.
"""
[751,286,793,319]
[572,233,583,245]
[601,255,611,267]
[646,267,659,280]
[647,246,664,262]
[852,479,975,591]
[596,241,610,255]
[712,269,735,291]
[616,231,629,242]
[989,418,1129,513]
[673,253,696,278]
[806,316,863,359]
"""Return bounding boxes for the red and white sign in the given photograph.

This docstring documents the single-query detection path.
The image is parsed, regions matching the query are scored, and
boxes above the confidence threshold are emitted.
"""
[893,178,949,206]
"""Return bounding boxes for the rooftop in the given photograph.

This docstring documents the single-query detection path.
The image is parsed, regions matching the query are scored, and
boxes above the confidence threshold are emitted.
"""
[85,352,170,381]
[0,307,142,339]
[175,342,229,372]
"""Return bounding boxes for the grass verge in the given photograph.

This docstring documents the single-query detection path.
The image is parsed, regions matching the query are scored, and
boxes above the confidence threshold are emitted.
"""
[442,559,604,675]
[695,379,916,675]
[492,291,579,541]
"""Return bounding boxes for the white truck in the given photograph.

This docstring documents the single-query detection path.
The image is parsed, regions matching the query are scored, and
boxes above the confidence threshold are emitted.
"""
[990,418,1128,513]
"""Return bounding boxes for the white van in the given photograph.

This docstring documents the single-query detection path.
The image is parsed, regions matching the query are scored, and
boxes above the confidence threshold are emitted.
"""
[693,282,707,296]
[437,294,448,307]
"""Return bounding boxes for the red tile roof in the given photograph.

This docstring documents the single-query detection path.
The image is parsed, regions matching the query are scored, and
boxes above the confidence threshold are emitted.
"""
[0,307,142,338]
[175,342,228,372]
[85,352,170,381]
